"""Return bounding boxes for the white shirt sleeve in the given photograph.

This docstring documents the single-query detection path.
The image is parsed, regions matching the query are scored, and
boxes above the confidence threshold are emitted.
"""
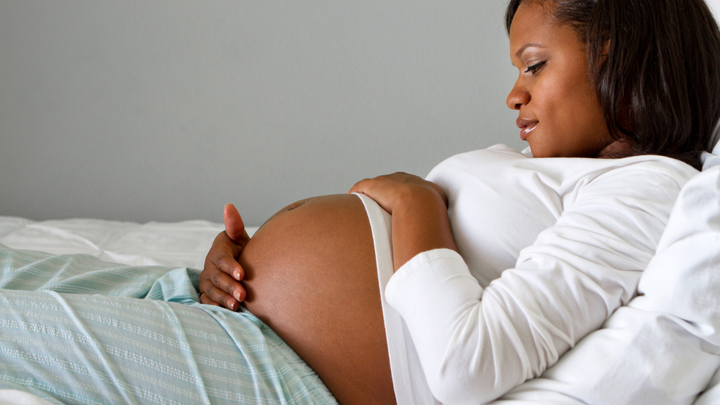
[385,167,685,405]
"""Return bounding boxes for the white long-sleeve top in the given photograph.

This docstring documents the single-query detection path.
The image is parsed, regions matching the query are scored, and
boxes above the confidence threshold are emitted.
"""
[384,145,698,404]
[494,152,720,405]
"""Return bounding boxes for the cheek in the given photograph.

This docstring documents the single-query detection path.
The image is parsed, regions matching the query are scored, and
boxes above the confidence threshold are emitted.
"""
[552,77,601,135]
[533,81,569,131]
[566,88,608,139]
[532,84,606,156]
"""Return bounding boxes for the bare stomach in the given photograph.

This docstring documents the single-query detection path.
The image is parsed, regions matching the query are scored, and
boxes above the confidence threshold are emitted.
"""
[238,194,395,405]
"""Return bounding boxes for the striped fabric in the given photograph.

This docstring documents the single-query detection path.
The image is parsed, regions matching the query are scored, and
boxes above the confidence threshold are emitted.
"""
[0,243,337,405]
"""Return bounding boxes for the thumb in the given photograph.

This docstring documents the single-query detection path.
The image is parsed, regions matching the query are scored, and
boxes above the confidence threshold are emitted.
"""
[224,204,248,243]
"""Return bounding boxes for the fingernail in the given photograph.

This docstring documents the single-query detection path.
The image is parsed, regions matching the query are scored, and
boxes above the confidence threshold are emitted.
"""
[227,299,236,310]
[233,271,241,280]
[234,290,242,301]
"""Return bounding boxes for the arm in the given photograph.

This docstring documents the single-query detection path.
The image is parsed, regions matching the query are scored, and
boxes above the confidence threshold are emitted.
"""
[385,168,686,404]
[349,172,458,270]
[500,167,720,404]
[198,203,251,310]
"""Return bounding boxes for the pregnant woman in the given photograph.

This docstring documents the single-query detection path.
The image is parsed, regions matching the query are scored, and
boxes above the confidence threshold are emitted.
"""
[199,0,720,403]
[0,0,718,404]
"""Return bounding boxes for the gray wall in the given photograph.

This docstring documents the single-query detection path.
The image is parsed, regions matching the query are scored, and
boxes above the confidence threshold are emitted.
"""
[712,0,720,19]
[1,1,527,225]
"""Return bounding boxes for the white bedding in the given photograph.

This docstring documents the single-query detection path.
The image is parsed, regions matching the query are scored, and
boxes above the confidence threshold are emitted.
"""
[0,216,257,269]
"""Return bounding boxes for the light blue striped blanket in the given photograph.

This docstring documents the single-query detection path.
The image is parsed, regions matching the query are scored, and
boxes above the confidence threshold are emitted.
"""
[0,243,337,405]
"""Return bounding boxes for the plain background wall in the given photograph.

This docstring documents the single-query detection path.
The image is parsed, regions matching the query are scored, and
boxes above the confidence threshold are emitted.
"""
[0,1,519,225]
[2,1,719,225]
[712,0,720,16]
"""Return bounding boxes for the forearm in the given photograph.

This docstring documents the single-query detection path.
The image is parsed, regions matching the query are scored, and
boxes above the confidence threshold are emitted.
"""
[386,247,617,405]
[348,172,458,270]
[390,189,457,271]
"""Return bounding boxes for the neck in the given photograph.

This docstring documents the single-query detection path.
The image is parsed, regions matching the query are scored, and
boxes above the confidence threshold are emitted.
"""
[596,139,632,159]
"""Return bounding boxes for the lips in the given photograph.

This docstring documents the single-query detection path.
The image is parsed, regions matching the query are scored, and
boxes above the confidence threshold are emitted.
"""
[516,118,539,141]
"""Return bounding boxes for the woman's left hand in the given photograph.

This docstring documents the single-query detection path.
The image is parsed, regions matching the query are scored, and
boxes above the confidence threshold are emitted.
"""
[348,172,448,214]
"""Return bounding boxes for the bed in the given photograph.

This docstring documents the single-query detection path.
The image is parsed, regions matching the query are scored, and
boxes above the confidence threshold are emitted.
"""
[1,144,720,404]
[0,216,257,270]
[0,220,346,405]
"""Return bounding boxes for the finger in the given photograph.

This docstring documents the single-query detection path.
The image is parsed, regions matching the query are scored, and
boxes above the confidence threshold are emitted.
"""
[207,232,245,280]
[198,291,220,307]
[349,177,397,213]
[209,265,247,302]
[348,178,371,195]
[199,279,243,311]
[213,251,245,281]
[224,204,249,244]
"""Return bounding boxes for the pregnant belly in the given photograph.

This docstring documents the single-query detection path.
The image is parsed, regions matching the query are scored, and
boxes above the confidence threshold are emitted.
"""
[238,194,395,405]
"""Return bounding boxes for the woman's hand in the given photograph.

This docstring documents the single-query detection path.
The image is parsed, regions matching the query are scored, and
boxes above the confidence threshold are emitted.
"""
[349,172,448,214]
[349,172,457,270]
[198,204,250,311]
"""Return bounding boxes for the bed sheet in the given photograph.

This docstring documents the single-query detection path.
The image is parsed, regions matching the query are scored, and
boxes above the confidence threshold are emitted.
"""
[0,216,258,270]
[0,217,268,404]
[0,240,335,405]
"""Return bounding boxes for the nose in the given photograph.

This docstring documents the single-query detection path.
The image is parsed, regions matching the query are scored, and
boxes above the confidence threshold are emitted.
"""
[506,79,529,110]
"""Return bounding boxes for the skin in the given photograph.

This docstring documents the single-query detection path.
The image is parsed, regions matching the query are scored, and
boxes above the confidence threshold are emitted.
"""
[200,177,453,405]
[198,1,630,403]
[229,195,395,405]
[507,1,627,158]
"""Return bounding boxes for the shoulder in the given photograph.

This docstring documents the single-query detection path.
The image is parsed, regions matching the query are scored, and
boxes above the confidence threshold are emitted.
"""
[590,155,698,187]
[574,155,699,205]
[544,156,699,260]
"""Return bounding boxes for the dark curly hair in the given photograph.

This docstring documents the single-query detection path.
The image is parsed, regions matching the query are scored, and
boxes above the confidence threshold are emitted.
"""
[506,0,720,170]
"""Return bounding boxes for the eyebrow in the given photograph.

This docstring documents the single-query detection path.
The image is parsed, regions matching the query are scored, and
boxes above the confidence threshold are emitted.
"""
[515,43,547,58]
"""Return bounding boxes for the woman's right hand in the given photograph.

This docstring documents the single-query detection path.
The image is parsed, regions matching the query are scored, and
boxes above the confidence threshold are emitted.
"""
[198,204,251,311]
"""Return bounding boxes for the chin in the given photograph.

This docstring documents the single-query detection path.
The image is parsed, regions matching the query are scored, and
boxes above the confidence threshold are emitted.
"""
[526,143,552,158]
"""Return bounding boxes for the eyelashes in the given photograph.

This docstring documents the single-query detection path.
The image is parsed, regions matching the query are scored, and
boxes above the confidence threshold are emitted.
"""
[524,61,546,75]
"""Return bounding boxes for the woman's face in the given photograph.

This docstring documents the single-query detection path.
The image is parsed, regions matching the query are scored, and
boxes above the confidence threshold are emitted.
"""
[507,1,613,158]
